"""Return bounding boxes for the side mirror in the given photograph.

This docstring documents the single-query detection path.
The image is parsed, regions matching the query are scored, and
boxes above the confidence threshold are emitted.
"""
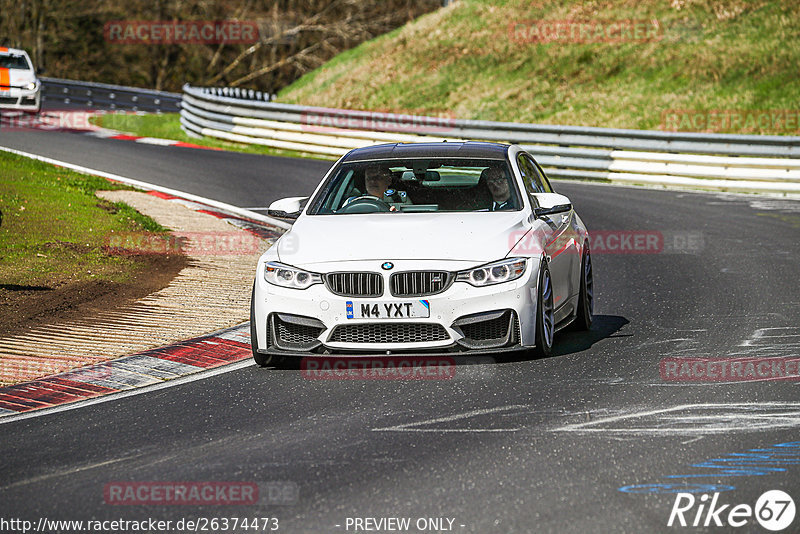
[531,192,572,219]
[267,196,308,219]
[36,67,46,75]
[534,204,572,219]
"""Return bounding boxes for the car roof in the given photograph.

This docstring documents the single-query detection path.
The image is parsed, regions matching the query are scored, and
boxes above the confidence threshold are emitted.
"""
[0,47,28,56]
[341,141,511,162]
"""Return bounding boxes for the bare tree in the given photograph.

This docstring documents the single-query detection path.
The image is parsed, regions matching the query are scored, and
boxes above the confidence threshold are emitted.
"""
[0,0,441,92]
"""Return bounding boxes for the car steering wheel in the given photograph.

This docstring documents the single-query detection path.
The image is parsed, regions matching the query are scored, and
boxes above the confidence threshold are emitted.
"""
[338,195,392,214]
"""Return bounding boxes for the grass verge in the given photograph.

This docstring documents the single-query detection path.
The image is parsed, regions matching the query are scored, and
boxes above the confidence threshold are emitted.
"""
[0,150,167,288]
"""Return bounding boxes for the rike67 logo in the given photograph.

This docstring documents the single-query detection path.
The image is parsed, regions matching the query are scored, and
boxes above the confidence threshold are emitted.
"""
[668,490,795,531]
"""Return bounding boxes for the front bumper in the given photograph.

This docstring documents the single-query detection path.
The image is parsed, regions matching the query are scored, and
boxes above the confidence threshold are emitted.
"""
[252,259,540,356]
[0,87,41,111]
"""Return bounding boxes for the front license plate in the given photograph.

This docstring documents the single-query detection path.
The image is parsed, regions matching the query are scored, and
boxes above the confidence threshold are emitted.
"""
[346,300,430,319]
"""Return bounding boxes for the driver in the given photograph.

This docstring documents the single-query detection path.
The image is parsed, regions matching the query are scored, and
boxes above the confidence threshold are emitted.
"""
[484,167,513,211]
[343,165,412,210]
[365,165,393,197]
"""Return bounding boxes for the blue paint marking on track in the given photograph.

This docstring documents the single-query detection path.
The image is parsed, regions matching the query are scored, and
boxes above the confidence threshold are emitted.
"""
[619,484,736,494]
[619,441,800,494]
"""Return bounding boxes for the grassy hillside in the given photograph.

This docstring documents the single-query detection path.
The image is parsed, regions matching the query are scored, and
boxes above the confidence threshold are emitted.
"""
[278,0,800,134]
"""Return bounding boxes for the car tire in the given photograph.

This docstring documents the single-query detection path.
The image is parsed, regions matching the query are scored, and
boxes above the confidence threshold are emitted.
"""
[249,283,285,368]
[532,261,554,358]
[250,284,269,366]
[572,244,594,331]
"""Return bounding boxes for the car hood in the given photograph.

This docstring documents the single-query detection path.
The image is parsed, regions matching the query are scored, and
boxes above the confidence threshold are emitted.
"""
[277,212,530,267]
[1,68,37,87]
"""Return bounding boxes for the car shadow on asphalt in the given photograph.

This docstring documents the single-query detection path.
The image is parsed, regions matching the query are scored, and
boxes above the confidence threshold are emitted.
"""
[489,314,630,363]
[551,314,630,356]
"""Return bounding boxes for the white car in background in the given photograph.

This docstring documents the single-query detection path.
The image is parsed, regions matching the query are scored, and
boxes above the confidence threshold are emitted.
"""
[0,47,41,112]
[251,142,593,365]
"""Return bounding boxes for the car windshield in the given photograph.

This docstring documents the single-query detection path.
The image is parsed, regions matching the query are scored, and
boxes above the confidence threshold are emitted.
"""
[0,54,31,70]
[308,158,522,214]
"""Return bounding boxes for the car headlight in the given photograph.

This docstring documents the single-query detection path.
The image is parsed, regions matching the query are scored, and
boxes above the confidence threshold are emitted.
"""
[263,261,322,289]
[456,258,527,287]
[26,82,37,91]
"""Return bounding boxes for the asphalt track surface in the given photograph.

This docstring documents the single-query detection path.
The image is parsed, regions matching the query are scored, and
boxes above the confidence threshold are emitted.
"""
[2,125,800,533]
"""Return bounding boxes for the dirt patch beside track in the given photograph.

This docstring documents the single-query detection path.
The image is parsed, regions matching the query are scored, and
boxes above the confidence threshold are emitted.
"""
[0,191,269,385]
[0,254,187,338]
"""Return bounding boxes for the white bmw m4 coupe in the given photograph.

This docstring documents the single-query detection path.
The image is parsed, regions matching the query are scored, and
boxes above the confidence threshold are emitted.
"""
[251,142,593,365]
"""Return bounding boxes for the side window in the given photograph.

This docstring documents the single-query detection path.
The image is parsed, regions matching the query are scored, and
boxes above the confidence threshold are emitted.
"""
[529,157,554,193]
[517,154,546,194]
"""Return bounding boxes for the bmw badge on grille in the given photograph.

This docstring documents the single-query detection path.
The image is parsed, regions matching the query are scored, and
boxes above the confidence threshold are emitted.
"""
[381,262,394,270]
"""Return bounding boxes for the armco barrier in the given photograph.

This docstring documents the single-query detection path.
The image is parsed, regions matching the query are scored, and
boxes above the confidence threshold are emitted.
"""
[181,84,800,194]
[42,78,181,112]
